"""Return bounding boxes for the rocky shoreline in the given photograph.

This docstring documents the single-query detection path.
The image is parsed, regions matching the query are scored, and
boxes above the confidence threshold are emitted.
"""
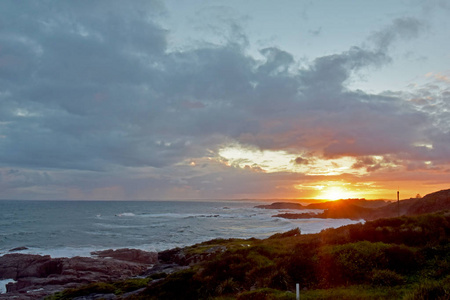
[0,249,157,299]
[0,245,227,300]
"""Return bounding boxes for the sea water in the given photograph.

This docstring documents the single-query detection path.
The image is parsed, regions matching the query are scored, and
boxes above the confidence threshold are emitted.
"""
[0,200,362,258]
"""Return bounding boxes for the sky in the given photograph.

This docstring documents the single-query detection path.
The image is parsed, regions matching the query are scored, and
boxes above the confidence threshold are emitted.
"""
[1,0,450,201]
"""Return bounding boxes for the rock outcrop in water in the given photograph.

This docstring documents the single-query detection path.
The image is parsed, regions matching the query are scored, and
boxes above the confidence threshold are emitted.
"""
[0,249,158,300]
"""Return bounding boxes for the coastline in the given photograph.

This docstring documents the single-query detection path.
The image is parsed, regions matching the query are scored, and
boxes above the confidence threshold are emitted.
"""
[4,189,450,299]
[2,210,450,299]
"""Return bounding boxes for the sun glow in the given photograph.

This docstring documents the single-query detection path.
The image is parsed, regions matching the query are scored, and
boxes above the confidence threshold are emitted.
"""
[318,186,358,201]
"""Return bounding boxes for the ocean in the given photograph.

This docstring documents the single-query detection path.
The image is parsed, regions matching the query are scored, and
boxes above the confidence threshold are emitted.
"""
[0,200,362,258]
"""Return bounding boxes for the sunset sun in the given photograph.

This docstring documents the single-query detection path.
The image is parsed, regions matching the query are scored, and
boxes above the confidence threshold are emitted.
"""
[319,186,357,201]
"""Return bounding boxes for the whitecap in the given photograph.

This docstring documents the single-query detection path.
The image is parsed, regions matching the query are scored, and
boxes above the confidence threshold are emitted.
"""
[116,212,135,217]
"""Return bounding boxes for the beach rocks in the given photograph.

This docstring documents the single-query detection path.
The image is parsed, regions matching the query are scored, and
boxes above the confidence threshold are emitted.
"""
[0,249,157,300]
[0,254,54,280]
[91,248,158,264]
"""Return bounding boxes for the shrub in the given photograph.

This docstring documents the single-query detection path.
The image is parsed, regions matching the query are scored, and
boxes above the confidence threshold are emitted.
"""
[248,245,278,263]
[216,278,240,295]
[202,252,250,283]
[237,288,295,300]
[371,269,405,286]
[269,228,301,239]
[430,259,450,279]
[140,269,202,300]
[268,270,290,291]
[318,241,391,285]
[384,244,419,273]
[148,272,167,280]
[114,278,151,294]
[403,279,450,300]
[285,246,318,288]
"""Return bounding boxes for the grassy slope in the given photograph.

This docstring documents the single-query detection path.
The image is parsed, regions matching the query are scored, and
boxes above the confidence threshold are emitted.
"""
[47,211,450,300]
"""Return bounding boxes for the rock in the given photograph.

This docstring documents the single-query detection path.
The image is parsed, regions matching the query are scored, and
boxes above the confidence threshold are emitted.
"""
[0,253,53,280]
[273,212,320,219]
[8,247,28,252]
[91,248,158,264]
[158,248,188,265]
[255,202,305,210]
[0,250,157,300]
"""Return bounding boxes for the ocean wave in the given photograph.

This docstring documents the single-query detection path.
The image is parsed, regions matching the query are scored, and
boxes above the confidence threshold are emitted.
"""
[140,213,195,218]
[138,212,223,219]
[93,223,150,229]
[115,212,135,217]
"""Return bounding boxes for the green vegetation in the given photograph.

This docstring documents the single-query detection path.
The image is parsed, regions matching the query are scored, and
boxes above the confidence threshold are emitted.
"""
[403,277,450,300]
[44,278,152,299]
[47,211,450,299]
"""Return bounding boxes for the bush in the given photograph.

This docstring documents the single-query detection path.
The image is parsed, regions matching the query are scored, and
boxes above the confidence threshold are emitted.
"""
[371,269,405,286]
[202,252,251,283]
[114,278,151,294]
[301,286,406,300]
[237,288,295,300]
[285,245,318,288]
[385,244,419,273]
[269,228,301,239]
[140,269,202,300]
[215,278,240,295]
[403,279,450,300]
[318,241,391,285]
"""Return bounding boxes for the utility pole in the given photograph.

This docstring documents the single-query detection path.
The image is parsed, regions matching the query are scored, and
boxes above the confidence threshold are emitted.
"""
[397,189,400,217]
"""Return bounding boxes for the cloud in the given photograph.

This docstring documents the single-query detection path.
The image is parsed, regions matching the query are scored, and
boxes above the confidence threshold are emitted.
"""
[0,2,448,199]
[294,157,309,165]
[369,17,425,51]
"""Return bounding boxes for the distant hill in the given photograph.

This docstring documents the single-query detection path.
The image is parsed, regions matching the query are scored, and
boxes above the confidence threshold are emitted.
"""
[257,189,450,221]
[408,189,450,214]
[306,198,389,210]
[369,189,450,220]
[255,199,388,211]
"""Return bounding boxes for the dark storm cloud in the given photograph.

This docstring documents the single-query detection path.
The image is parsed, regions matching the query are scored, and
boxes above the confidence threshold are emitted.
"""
[0,0,447,201]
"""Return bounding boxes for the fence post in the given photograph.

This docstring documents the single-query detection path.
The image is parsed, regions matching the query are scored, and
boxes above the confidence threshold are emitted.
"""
[296,283,300,300]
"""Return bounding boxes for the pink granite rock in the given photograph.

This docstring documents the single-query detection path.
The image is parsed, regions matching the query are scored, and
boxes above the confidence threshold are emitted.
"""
[0,249,157,300]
